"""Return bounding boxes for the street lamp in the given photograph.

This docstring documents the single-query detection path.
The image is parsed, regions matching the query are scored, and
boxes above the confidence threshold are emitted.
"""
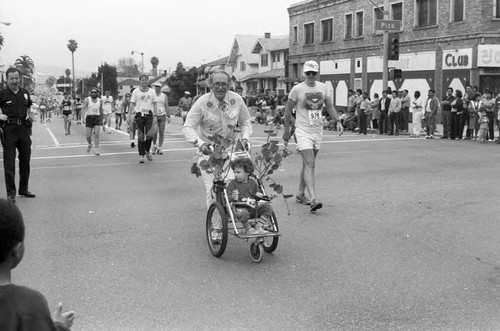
[131,50,144,73]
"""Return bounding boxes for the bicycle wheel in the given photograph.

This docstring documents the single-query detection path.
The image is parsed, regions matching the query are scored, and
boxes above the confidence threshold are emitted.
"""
[206,202,228,257]
[263,212,279,253]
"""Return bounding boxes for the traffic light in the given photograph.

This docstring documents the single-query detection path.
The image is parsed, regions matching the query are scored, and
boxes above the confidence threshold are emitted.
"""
[389,68,403,80]
[388,33,399,60]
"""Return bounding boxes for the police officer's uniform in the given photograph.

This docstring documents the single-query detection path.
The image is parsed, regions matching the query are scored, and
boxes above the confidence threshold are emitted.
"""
[0,86,35,201]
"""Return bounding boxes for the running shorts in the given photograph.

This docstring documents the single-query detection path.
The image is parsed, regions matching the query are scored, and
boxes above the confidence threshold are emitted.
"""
[85,115,102,128]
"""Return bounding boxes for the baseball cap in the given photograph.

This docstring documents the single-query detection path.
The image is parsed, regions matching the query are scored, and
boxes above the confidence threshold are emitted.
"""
[303,60,319,73]
[184,91,190,95]
[153,81,162,87]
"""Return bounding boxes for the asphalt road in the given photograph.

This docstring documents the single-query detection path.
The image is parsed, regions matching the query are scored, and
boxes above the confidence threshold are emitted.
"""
[2,116,500,331]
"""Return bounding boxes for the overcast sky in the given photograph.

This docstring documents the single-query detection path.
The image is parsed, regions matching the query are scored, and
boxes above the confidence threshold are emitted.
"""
[0,0,303,77]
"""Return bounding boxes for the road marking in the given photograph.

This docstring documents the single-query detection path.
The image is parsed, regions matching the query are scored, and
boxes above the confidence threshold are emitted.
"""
[29,158,190,170]
[46,128,60,147]
[34,138,189,149]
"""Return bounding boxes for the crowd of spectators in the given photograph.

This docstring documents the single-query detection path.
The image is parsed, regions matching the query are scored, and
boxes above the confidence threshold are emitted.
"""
[322,86,500,143]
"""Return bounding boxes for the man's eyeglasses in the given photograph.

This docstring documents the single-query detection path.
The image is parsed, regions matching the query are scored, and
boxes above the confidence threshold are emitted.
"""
[213,82,228,88]
[305,71,317,76]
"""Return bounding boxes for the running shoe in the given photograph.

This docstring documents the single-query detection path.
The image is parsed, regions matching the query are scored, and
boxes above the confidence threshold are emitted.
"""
[131,141,135,148]
[296,194,311,205]
[157,148,163,155]
[151,145,157,154]
[87,143,93,153]
[94,149,100,156]
[310,199,323,212]
[146,153,153,161]
[139,155,145,163]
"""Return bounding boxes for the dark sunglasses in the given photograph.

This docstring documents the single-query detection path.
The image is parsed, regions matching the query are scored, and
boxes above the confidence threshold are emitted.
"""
[305,71,317,76]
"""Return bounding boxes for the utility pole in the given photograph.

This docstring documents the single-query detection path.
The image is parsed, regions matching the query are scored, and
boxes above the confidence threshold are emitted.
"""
[382,0,390,92]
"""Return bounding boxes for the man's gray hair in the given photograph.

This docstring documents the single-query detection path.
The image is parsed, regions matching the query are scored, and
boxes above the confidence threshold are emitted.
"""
[207,70,231,88]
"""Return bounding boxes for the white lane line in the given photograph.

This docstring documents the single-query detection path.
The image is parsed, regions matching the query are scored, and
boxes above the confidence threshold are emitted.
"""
[34,138,190,149]
[45,127,60,147]
[30,158,191,170]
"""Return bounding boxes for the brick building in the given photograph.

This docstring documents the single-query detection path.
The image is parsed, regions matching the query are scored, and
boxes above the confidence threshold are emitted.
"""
[288,0,500,110]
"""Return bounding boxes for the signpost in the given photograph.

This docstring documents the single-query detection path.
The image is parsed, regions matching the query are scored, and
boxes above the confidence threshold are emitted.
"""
[375,19,401,31]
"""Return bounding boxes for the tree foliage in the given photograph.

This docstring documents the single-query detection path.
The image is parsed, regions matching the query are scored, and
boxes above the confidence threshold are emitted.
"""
[67,39,78,54]
[166,62,197,103]
[14,55,35,90]
[45,76,56,88]
[117,57,140,77]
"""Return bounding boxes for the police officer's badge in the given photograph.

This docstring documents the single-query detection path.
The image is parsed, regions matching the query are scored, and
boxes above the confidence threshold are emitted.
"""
[207,102,213,108]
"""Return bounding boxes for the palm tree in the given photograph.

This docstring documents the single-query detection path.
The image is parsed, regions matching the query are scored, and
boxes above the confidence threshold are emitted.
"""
[65,69,71,93]
[150,56,159,77]
[0,32,4,51]
[67,39,78,96]
[14,55,35,89]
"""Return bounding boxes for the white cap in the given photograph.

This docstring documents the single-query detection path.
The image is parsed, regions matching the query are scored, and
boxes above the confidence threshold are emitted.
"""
[303,60,319,73]
[153,81,162,87]
[185,91,191,95]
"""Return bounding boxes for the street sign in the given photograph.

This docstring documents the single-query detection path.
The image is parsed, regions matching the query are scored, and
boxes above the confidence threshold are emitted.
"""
[375,19,401,31]
[56,83,71,87]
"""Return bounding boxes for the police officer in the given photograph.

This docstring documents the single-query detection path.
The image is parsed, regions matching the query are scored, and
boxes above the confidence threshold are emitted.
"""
[0,67,36,203]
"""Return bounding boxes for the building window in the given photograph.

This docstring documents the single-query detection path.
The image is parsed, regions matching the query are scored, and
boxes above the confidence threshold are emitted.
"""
[261,54,268,67]
[293,26,298,43]
[451,0,464,22]
[321,18,333,42]
[271,53,276,63]
[373,5,384,33]
[391,2,403,21]
[292,63,298,78]
[345,13,353,39]
[277,52,280,62]
[496,0,500,18]
[240,61,246,72]
[416,0,437,27]
[304,22,314,45]
[355,11,364,37]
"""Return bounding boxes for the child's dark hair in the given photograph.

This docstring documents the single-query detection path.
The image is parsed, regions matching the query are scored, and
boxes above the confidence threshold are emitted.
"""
[231,158,254,174]
[0,199,25,263]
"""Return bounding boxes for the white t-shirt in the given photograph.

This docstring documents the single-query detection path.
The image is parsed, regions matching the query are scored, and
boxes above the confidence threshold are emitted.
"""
[131,88,155,115]
[86,97,101,116]
[153,92,168,116]
[102,95,114,114]
[289,81,331,133]
[114,99,123,114]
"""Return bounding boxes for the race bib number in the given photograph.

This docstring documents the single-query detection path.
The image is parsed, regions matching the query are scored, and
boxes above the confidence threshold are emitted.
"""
[308,110,321,121]
[305,92,324,125]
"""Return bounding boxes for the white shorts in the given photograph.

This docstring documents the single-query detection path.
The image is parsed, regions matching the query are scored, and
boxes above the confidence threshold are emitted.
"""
[295,127,323,151]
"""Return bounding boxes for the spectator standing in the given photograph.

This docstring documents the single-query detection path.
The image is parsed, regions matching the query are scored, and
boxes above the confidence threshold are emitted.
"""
[347,89,356,114]
[0,68,36,203]
[411,91,424,137]
[441,87,455,139]
[378,90,390,135]
[370,93,380,130]
[388,90,402,135]
[400,89,411,132]
[424,89,440,139]
[481,89,495,141]
[358,92,370,135]
[450,90,464,140]
[461,85,473,139]
[467,93,481,140]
